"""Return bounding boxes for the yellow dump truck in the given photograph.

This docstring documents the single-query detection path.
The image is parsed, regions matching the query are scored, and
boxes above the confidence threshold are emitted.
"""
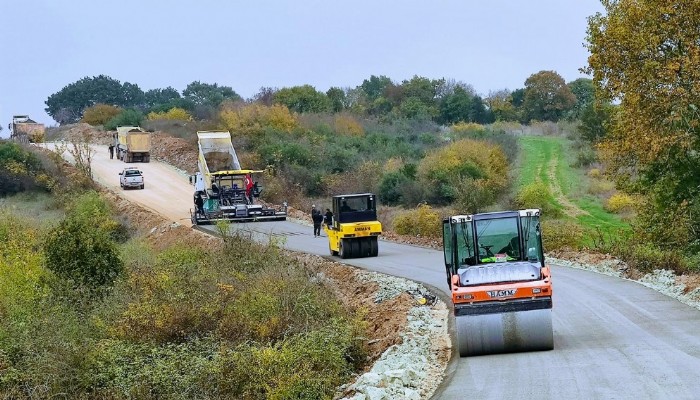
[9,115,45,143]
[325,193,382,258]
[114,126,150,163]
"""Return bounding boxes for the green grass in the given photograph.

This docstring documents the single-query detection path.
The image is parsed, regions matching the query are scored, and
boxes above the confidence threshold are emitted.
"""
[515,135,630,244]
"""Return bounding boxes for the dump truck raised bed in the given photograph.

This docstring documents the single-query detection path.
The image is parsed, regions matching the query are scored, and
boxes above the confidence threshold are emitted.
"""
[114,126,150,163]
[443,209,553,356]
[325,193,382,258]
[9,115,45,143]
[189,131,286,224]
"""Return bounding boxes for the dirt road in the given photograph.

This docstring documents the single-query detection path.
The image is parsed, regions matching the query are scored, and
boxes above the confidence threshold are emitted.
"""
[45,143,194,224]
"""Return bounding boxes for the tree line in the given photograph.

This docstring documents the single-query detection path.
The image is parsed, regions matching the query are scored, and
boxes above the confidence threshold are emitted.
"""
[44,71,599,127]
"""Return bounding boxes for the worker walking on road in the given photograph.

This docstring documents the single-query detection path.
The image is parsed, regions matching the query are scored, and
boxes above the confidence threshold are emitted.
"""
[108,144,114,159]
[312,205,323,237]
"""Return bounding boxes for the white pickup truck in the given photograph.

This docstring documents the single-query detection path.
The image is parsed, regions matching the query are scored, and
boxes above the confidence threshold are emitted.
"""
[119,167,144,190]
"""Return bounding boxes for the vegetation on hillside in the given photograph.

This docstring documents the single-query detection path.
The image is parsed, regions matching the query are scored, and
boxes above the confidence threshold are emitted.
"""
[0,144,367,399]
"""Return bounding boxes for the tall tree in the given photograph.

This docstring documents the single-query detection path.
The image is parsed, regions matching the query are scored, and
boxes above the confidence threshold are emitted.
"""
[182,81,241,107]
[567,78,595,120]
[522,70,576,122]
[439,86,473,124]
[144,87,181,109]
[45,75,144,124]
[585,0,700,247]
[360,75,393,102]
[326,87,347,112]
[273,85,330,113]
[486,89,519,122]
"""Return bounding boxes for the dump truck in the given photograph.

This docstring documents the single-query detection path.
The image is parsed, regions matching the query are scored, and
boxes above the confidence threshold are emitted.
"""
[442,209,553,357]
[9,115,45,143]
[114,126,150,163]
[189,131,286,224]
[325,193,382,258]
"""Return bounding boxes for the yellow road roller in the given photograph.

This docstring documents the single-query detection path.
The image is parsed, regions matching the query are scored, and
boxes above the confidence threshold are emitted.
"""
[325,193,382,258]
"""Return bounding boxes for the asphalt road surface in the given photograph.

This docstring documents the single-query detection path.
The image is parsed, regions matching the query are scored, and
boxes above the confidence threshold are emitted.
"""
[54,144,700,399]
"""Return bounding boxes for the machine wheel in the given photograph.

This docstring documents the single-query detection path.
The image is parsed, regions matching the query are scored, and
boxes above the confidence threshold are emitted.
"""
[370,237,379,257]
[359,238,371,257]
[349,239,360,258]
[339,239,348,259]
[329,244,338,256]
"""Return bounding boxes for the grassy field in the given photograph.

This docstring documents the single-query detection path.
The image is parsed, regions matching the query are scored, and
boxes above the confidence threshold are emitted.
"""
[516,135,629,242]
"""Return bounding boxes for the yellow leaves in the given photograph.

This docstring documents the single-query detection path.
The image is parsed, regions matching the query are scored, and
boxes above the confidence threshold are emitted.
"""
[393,203,441,238]
[333,114,364,136]
[147,107,192,121]
[605,193,636,214]
[219,103,297,136]
[81,103,122,126]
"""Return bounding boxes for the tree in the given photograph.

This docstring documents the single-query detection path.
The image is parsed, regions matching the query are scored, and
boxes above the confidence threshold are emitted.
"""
[567,78,595,119]
[273,85,330,113]
[522,71,576,122]
[439,86,473,124]
[360,75,393,101]
[182,81,241,107]
[326,87,347,112]
[81,104,122,126]
[578,102,615,143]
[252,86,277,106]
[104,109,144,131]
[144,87,181,109]
[45,75,146,124]
[486,89,519,121]
[585,0,700,248]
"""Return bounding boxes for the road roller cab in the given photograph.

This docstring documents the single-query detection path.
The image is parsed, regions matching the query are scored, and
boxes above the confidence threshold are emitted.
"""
[443,209,554,356]
[325,193,382,258]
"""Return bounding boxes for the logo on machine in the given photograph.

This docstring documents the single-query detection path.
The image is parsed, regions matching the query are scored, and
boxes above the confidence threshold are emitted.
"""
[486,289,516,298]
[354,226,371,232]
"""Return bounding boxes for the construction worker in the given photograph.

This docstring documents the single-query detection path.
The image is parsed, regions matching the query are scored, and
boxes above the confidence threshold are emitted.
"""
[324,208,333,228]
[312,205,323,237]
[108,144,114,159]
[195,193,204,216]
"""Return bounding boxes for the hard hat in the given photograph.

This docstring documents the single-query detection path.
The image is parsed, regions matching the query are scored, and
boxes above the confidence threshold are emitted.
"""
[312,204,316,207]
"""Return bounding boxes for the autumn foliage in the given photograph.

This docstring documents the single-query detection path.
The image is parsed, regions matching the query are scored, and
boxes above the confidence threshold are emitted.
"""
[219,102,297,136]
[81,103,122,126]
[147,107,192,121]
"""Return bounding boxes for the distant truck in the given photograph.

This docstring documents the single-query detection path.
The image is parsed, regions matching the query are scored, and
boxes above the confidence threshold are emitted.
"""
[9,115,45,143]
[114,126,151,163]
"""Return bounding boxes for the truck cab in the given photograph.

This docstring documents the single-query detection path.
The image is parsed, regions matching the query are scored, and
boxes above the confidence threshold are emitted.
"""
[119,167,144,189]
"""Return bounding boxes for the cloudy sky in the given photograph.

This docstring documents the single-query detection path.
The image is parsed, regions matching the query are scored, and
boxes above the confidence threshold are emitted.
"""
[0,0,604,134]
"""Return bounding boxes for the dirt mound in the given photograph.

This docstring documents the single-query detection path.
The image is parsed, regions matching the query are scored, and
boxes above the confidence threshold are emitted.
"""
[148,132,197,173]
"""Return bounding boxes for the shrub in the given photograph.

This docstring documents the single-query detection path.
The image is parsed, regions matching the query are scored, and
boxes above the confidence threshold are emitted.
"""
[417,138,508,206]
[588,178,615,195]
[587,168,602,178]
[104,109,144,131]
[81,104,122,126]
[43,193,124,291]
[541,219,584,251]
[334,114,364,136]
[515,182,558,216]
[220,102,297,136]
[621,244,688,274]
[147,107,193,121]
[450,122,486,137]
[393,203,441,238]
[605,193,635,214]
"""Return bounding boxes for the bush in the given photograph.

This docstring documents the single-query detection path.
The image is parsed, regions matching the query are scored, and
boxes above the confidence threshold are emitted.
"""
[393,203,441,238]
[220,102,297,136]
[43,193,124,291]
[541,219,584,251]
[621,244,688,274]
[605,193,635,214]
[515,182,559,216]
[81,104,122,126]
[104,109,144,131]
[147,107,193,121]
[588,178,615,195]
[417,138,508,206]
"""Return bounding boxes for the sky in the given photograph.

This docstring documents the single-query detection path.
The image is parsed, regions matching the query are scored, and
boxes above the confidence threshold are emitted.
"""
[0,0,605,136]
